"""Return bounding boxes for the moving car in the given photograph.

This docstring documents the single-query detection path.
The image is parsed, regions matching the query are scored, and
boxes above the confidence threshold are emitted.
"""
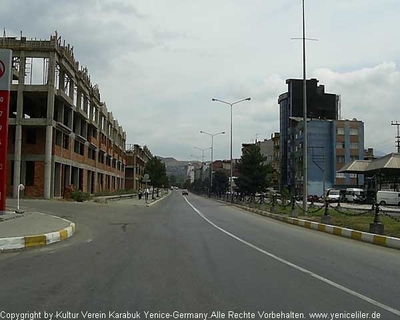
[181,189,189,195]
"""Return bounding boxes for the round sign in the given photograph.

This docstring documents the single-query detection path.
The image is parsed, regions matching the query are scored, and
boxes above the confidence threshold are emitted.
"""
[0,60,5,78]
[143,173,149,180]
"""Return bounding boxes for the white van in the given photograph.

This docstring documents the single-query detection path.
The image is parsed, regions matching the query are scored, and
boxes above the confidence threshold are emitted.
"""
[376,190,400,206]
[345,188,365,203]
[326,189,340,202]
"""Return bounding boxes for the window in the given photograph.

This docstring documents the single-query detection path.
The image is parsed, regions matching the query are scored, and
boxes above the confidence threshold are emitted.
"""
[63,135,69,149]
[350,173,357,178]
[337,156,345,163]
[26,128,36,144]
[350,128,358,135]
[55,131,62,146]
[336,141,345,149]
[350,142,358,149]
[89,148,96,160]
[350,155,359,161]
[74,141,85,155]
[336,127,345,135]
[336,172,345,178]
[25,161,35,186]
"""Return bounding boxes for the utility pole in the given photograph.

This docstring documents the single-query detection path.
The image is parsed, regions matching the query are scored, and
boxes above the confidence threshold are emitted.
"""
[291,0,317,214]
[391,121,400,153]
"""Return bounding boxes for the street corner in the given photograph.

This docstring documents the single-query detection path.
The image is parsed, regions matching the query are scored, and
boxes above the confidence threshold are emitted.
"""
[0,213,76,253]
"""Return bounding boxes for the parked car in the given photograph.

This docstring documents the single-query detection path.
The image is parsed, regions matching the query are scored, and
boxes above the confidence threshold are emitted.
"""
[345,188,365,203]
[376,190,400,206]
[181,189,189,195]
[326,189,340,202]
[308,194,320,203]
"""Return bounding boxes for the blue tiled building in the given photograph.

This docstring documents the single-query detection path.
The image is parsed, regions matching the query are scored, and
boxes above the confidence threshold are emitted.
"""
[290,118,364,196]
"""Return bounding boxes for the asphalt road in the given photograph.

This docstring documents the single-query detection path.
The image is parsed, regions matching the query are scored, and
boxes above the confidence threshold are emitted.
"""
[1,192,399,319]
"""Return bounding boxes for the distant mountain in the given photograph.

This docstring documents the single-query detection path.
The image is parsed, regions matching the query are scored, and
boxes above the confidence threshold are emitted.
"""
[159,157,199,167]
[373,149,389,158]
[158,157,198,185]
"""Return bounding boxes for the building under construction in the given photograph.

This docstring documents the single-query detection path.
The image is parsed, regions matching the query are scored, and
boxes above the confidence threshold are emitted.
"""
[1,32,126,198]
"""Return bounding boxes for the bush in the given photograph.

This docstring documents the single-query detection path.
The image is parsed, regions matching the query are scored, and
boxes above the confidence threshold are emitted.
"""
[71,189,90,202]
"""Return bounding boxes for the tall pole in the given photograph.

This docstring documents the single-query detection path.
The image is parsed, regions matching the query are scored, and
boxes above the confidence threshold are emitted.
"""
[200,130,225,191]
[211,135,214,186]
[302,0,308,214]
[230,104,233,195]
[212,97,251,199]
[194,146,211,181]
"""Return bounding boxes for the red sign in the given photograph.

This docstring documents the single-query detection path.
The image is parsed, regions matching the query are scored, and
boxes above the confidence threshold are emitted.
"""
[0,49,12,211]
[0,60,5,78]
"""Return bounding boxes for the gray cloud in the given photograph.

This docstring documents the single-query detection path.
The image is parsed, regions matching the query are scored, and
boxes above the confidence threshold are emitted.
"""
[2,0,400,160]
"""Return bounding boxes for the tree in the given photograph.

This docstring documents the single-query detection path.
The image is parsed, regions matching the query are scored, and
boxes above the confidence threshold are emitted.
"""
[212,170,229,196]
[169,175,177,187]
[145,156,168,196]
[235,144,275,197]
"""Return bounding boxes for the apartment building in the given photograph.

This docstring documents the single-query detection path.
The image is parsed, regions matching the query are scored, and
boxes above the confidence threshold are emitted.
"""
[125,144,153,191]
[1,33,126,198]
[290,118,364,196]
[278,78,339,189]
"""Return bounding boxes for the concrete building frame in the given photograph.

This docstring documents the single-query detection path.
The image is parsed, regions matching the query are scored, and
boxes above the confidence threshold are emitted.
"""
[1,32,126,199]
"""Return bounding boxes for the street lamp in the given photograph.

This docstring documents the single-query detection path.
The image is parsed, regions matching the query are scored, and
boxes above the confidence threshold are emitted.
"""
[194,146,211,181]
[211,97,251,197]
[200,130,225,191]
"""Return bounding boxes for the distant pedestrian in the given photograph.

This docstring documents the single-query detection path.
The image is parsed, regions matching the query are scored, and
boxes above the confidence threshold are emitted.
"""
[138,189,143,200]
[145,188,149,201]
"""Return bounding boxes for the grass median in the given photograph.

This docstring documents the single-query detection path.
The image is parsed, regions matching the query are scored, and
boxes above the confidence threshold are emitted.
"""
[245,201,400,238]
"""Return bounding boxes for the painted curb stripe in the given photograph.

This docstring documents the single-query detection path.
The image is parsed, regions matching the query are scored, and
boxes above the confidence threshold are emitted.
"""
[234,201,400,250]
[0,236,25,250]
[351,231,363,241]
[25,235,46,248]
[0,222,75,251]
[60,229,68,241]
[333,227,342,236]
[373,235,387,246]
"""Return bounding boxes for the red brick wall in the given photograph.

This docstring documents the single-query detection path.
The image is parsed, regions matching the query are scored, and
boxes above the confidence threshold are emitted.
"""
[24,161,45,198]
[21,128,46,155]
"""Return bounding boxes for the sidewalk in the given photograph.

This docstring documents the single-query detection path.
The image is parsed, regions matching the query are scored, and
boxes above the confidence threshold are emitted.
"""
[0,190,170,252]
[0,207,75,252]
[93,190,171,207]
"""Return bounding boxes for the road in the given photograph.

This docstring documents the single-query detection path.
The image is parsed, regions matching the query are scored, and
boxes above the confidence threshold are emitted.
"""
[1,191,399,319]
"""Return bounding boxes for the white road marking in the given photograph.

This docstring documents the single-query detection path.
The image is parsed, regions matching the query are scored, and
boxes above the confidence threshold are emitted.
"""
[185,197,400,317]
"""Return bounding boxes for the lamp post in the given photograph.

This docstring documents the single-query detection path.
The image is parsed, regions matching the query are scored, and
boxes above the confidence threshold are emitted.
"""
[200,130,225,190]
[301,0,309,214]
[194,146,211,181]
[211,97,251,197]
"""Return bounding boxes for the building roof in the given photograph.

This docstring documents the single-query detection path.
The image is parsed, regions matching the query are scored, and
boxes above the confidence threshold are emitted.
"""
[337,160,372,173]
[338,153,400,174]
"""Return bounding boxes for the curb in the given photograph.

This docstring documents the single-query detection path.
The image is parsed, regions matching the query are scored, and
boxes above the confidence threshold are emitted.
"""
[0,214,76,253]
[147,191,171,207]
[216,199,400,250]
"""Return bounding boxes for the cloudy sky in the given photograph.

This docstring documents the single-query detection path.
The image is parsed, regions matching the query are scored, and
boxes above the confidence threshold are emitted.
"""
[2,0,400,161]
